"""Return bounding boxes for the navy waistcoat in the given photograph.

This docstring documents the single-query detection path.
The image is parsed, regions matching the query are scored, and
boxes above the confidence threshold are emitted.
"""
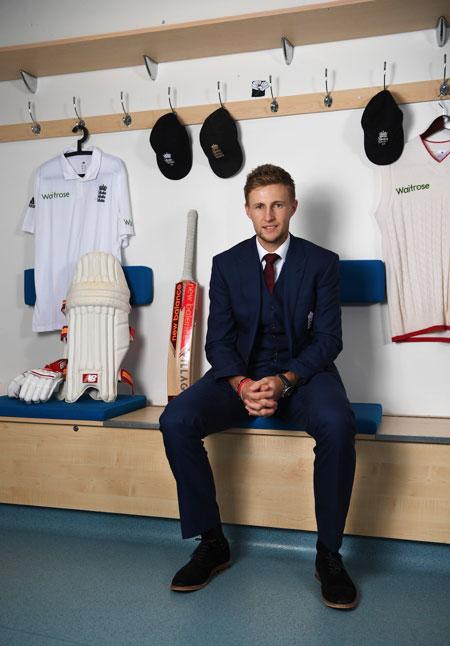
[248,268,291,379]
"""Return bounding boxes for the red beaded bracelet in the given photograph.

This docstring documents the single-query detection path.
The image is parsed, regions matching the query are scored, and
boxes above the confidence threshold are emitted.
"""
[237,377,251,398]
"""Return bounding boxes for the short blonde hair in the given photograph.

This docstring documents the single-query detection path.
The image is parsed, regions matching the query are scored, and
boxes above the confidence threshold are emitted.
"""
[244,164,296,204]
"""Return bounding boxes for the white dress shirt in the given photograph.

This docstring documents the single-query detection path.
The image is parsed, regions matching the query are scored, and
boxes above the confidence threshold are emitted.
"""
[256,234,291,282]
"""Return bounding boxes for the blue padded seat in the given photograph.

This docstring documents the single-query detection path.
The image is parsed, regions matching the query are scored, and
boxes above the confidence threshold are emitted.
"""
[339,260,386,305]
[0,394,147,421]
[24,266,153,307]
[240,403,382,435]
[339,260,386,304]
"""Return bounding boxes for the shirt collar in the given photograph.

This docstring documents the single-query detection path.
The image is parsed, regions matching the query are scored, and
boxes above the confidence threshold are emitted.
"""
[60,146,102,181]
[256,233,291,263]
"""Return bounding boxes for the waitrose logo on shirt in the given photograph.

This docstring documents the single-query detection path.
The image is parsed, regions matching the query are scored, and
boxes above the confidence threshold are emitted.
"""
[41,191,70,199]
[395,183,430,195]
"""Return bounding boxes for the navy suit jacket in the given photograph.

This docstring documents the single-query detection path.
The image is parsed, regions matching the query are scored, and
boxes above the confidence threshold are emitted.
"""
[205,234,343,383]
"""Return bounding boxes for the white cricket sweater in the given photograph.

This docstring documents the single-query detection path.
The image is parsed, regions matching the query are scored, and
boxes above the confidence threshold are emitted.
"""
[374,134,450,342]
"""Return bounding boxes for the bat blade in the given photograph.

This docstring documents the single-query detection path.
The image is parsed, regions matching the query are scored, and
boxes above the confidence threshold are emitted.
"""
[167,211,198,400]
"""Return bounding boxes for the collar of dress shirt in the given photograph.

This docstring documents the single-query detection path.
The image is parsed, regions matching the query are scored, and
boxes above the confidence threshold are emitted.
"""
[256,233,291,264]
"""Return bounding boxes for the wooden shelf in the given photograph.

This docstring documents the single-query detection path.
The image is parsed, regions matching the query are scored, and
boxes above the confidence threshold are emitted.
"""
[0,0,448,82]
[1,79,448,144]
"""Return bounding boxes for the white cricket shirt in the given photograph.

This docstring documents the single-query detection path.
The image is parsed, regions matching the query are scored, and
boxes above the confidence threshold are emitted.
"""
[374,134,450,342]
[22,147,135,332]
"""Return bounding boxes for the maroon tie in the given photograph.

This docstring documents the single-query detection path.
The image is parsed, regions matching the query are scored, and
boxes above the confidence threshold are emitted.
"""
[263,253,280,294]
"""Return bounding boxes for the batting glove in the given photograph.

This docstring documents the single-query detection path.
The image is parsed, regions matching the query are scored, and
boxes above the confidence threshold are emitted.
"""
[7,369,65,404]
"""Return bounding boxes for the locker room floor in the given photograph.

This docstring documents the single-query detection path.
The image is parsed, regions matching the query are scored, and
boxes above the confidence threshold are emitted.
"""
[1,504,449,646]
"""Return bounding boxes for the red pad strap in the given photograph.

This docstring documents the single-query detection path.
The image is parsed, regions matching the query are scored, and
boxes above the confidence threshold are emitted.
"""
[43,358,68,377]
[60,325,68,342]
[119,368,134,394]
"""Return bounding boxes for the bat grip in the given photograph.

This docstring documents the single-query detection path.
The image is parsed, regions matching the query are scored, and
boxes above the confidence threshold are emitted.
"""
[182,209,198,281]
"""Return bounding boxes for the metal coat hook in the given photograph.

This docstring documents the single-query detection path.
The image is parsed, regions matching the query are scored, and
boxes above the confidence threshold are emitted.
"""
[269,75,278,113]
[28,101,41,135]
[21,70,38,94]
[440,53,448,96]
[324,68,332,108]
[281,37,294,65]
[72,96,85,128]
[168,86,175,112]
[383,61,387,90]
[436,16,449,47]
[143,54,158,81]
[217,81,224,108]
[120,91,132,126]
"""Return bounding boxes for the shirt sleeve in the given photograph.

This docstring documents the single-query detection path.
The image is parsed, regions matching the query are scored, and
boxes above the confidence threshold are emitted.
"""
[22,173,38,234]
[116,160,134,248]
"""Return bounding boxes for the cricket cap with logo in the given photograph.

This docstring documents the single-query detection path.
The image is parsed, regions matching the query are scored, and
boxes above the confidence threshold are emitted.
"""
[150,112,192,180]
[361,89,404,165]
[200,107,243,178]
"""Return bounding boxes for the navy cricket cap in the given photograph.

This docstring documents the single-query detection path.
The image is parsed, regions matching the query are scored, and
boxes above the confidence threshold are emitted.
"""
[200,107,243,178]
[361,90,404,165]
[150,112,192,180]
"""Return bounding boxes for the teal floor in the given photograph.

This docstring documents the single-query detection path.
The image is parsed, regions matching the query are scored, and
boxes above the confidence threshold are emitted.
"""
[1,504,449,646]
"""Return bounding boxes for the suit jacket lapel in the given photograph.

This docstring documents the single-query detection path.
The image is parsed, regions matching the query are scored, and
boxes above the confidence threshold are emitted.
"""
[237,237,261,350]
[283,235,307,342]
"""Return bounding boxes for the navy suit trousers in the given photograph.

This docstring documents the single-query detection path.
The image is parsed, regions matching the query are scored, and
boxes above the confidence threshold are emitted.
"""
[159,368,356,553]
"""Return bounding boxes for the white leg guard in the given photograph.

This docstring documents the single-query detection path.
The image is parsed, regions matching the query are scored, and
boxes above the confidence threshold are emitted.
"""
[61,252,131,403]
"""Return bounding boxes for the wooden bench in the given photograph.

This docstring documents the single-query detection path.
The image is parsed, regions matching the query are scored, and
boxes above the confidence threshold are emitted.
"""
[0,407,449,544]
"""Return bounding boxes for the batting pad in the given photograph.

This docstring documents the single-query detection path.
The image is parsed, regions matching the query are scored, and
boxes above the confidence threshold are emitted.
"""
[61,252,131,403]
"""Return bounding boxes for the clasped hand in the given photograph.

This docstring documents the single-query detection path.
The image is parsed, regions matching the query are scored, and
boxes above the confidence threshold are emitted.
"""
[240,377,283,417]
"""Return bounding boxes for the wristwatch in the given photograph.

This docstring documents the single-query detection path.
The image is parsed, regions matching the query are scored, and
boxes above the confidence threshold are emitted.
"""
[276,373,295,398]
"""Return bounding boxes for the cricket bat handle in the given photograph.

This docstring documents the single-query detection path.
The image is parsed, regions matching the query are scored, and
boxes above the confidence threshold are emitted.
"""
[182,210,198,282]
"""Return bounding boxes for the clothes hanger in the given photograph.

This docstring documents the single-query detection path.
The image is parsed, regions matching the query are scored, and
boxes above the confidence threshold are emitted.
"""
[420,102,450,163]
[64,123,92,158]
[420,101,450,140]
[421,53,450,139]
[64,97,93,159]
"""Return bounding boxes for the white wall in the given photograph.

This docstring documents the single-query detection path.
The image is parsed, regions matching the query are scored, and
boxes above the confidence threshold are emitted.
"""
[0,1,449,415]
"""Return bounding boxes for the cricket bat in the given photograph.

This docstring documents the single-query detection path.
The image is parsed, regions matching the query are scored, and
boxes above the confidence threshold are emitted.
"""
[167,209,199,400]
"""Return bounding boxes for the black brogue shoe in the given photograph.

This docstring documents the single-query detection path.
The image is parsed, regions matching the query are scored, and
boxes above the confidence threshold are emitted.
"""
[315,546,358,609]
[170,536,231,592]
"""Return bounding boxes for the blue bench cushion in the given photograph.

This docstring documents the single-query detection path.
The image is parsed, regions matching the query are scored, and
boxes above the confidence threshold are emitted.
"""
[24,266,153,307]
[239,403,382,435]
[24,260,385,307]
[339,260,386,304]
[0,394,147,421]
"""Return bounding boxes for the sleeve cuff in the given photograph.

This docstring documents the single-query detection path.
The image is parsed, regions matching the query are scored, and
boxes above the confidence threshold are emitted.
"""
[210,363,248,381]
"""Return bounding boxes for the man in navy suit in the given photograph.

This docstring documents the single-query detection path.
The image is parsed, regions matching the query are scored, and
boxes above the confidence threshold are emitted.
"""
[160,164,358,609]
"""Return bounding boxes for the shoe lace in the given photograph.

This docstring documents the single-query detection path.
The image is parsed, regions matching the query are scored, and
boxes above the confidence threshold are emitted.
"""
[325,552,344,576]
[191,537,217,563]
